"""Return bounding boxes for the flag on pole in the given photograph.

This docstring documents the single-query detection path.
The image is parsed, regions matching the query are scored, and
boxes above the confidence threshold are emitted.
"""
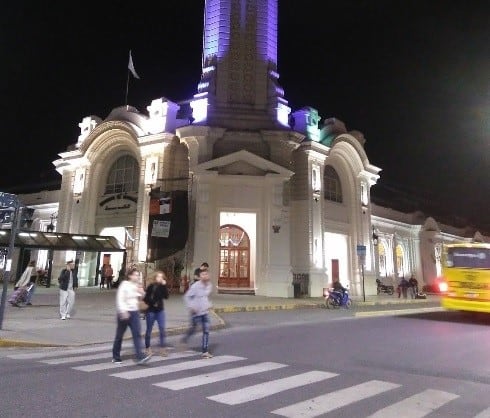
[128,50,140,79]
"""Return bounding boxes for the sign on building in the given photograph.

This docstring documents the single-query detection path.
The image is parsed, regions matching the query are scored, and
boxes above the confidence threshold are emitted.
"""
[151,220,171,238]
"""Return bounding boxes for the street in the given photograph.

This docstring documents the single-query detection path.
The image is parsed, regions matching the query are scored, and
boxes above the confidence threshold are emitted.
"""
[0,308,489,417]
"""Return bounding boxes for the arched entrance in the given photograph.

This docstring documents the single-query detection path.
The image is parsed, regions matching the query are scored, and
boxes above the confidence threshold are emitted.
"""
[219,224,250,288]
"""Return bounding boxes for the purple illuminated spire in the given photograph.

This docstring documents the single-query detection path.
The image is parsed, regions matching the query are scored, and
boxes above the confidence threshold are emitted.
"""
[192,0,290,128]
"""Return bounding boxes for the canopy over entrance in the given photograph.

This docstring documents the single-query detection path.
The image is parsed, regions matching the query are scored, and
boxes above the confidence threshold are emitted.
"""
[0,230,125,252]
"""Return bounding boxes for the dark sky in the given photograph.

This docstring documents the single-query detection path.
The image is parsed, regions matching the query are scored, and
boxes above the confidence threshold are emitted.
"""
[2,1,489,230]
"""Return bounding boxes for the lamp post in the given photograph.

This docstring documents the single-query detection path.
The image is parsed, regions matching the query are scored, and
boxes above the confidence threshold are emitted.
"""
[0,192,21,330]
[372,226,380,285]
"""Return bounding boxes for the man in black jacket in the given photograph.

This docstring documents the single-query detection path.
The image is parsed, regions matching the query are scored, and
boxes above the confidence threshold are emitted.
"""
[58,260,78,320]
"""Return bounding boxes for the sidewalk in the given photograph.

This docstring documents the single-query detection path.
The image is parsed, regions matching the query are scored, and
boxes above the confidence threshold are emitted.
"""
[0,287,439,347]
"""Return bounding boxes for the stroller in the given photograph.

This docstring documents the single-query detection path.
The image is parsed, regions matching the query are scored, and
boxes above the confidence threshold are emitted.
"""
[8,286,31,307]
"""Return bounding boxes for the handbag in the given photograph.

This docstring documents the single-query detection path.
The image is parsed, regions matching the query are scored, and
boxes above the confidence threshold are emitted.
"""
[139,299,148,312]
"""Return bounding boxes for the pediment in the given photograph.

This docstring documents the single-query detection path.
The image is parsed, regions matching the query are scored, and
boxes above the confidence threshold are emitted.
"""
[196,150,294,177]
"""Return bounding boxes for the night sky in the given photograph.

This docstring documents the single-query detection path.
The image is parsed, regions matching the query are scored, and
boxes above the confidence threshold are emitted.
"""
[2,1,489,231]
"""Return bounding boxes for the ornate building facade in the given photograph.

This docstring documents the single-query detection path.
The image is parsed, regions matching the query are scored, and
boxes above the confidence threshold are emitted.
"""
[15,0,487,295]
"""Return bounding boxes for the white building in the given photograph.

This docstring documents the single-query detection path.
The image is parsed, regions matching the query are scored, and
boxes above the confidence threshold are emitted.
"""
[9,0,487,296]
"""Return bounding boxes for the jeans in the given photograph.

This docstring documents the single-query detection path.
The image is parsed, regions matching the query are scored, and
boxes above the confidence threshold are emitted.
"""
[145,310,166,349]
[26,284,35,304]
[182,314,210,353]
[112,310,145,361]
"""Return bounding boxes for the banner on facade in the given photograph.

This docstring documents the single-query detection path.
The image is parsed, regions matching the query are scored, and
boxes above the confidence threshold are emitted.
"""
[149,195,172,215]
[147,190,188,262]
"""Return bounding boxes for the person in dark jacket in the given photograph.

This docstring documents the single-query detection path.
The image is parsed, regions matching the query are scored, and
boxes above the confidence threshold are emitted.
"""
[143,270,169,356]
[193,262,209,284]
[398,277,409,299]
[408,275,419,299]
[58,260,78,320]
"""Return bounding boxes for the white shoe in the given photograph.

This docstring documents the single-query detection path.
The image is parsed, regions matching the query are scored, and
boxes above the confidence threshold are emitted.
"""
[66,314,71,319]
[61,316,66,320]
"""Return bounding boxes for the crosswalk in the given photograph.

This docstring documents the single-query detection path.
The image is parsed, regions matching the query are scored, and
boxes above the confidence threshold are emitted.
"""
[6,346,489,417]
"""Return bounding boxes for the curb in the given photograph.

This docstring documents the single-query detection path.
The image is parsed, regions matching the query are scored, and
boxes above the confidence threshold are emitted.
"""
[213,303,320,313]
[0,339,65,348]
[355,307,444,318]
[352,298,438,307]
[0,311,228,348]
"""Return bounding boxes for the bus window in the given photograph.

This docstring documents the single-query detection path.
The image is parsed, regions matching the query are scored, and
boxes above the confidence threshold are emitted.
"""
[447,247,490,269]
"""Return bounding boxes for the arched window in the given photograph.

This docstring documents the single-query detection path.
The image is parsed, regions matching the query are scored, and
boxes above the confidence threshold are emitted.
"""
[378,242,387,277]
[396,244,405,277]
[104,155,139,195]
[324,165,342,203]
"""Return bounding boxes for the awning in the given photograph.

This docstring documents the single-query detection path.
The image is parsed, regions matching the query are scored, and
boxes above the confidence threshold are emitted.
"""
[0,230,125,252]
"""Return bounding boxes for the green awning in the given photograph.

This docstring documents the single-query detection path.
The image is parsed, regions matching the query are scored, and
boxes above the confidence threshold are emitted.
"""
[0,230,125,252]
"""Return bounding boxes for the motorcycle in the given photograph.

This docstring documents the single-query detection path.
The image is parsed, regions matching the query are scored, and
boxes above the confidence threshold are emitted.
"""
[376,279,394,295]
[324,288,352,309]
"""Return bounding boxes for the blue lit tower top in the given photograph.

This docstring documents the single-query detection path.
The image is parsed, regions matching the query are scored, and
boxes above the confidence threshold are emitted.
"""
[192,0,290,128]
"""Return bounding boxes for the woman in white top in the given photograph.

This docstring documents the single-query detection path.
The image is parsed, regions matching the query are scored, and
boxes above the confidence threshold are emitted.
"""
[112,268,151,364]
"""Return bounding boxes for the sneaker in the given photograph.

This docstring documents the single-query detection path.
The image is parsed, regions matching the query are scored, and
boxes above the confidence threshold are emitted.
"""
[136,354,152,365]
[112,359,122,364]
[61,315,66,320]
[201,352,213,359]
[66,314,71,319]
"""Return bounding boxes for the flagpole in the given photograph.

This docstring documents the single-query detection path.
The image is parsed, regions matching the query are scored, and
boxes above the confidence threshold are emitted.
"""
[124,68,130,109]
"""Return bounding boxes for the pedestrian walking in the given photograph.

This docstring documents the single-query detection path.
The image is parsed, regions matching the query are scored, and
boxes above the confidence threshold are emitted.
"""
[101,263,114,289]
[112,267,152,365]
[143,270,169,356]
[181,270,213,358]
[193,262,209,284]
[58,260,78,320]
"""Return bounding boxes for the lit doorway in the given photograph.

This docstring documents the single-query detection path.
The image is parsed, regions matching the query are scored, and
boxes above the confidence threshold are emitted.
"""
[218,212,256,292]
[99,227,130,279]
[324,232,349,288]
[219,225,250,288]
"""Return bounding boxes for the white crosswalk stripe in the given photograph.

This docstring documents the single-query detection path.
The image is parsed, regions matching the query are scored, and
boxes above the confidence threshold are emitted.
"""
[367,389,459,418]
[41,351,114,365]
[7,344,119,360]
[271,380,401,417]
[208,371,337,405]
[154,362,287,390]
[73,351,197,372]
[111,355,245,380]
[474,407,490,418]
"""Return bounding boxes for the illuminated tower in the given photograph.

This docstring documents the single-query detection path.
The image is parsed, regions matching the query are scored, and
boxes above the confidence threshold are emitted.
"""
[191,0,290,128]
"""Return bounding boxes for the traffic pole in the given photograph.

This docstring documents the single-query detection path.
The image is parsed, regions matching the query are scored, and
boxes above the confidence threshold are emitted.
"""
[0,204,20,329]
[360,256,366,302]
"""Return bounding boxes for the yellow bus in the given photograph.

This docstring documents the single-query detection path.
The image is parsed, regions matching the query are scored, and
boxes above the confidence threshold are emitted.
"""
[440,243,490,313]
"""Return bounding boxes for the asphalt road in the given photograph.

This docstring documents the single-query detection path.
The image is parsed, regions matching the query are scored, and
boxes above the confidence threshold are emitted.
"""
[0,308,489,417]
